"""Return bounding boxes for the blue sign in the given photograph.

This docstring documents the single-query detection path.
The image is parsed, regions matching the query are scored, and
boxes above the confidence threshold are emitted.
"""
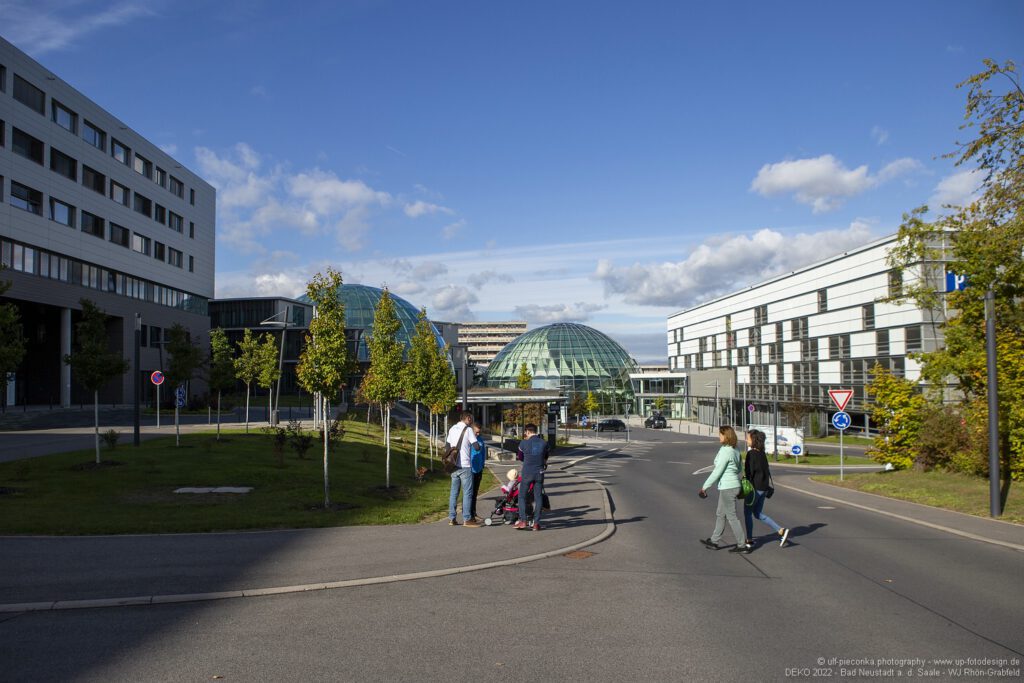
[832,411,852,431]
[175,385,185,400]
[581,416,589,426]
[945,271,968,292]
[790,444,802,456]
[176,397,186,408]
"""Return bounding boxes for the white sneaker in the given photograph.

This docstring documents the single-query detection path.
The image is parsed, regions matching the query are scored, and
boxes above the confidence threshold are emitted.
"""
[780,528,790,547]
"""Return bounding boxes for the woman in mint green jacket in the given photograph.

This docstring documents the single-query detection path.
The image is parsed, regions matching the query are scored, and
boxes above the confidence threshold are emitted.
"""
[699,426,749,552]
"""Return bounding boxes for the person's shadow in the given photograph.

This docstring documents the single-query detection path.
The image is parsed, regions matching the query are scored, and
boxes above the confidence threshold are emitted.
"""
[753,522,826,547]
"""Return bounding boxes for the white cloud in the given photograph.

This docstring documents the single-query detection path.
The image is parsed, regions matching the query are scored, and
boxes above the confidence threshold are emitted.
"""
[593,221,878,307]
[289,171,391,215]
[0,1,154,55]
[250,85,269,98]
[871,126,889,145]
[431,285,479,320]
[412,261,448,280]
[159,143,178,155]
[751,154,920,212]
[404,200,453,218]
[441,219,467,240]
[467,270,513,289]
[514,302,606,324]
[929,169,983,209]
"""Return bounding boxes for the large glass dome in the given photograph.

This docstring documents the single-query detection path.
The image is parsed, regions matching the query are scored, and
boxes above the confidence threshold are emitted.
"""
[485,323,638,412]
[297,284,440,362]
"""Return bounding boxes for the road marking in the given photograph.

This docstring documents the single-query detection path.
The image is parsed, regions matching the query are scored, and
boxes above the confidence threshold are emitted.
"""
[692,465,714,475]
[667,461,691,465]
[817,506,837,510]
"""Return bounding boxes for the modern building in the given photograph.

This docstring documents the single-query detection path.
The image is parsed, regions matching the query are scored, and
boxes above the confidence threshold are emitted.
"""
[1,37,215,406]
[666,234,945,433]
[485,322,638,414]
[457,320,527,367]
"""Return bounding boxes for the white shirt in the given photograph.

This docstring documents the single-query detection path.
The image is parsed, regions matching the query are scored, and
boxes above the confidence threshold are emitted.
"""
[446,422,478,468]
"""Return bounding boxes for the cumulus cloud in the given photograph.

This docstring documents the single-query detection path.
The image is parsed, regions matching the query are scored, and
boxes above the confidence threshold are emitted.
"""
[593,221,877,308]
[751,154,921,212]
[0,0,154,55]
[404,200,453,218]
[929,169,983,210]
[467,270,513,289]
[412,261,449,280]
[431,285,479,320]
[514,302,606,324]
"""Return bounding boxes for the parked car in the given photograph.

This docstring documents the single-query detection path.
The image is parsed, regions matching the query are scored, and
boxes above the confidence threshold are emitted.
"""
[592,418,627,432]
[644,415,667,429]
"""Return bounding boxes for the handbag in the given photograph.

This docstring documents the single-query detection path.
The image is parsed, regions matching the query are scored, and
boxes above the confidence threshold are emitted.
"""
[735,451,755,502]
[442,425,469,474]
[766,468,775,499]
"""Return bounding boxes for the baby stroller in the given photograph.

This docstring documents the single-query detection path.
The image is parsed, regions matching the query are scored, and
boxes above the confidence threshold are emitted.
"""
[485,468,551,526]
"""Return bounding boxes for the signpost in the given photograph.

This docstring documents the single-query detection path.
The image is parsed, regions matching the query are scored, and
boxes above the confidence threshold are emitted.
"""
[174,385,185,446]
[832,410,851,480]
[150,371,165,428]
[790,443,802,464]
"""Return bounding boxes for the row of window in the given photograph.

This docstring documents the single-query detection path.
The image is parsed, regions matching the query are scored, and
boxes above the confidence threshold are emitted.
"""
[0,235,207,315]
[3,176,195,273]
[1,66,198,205]
[3,122,198,239]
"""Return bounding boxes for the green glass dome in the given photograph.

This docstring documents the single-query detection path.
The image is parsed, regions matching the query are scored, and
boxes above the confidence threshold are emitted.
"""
[485,323,637,412]
[297,284,441,362]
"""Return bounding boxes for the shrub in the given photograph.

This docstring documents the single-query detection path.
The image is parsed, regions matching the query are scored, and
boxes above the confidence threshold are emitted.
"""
[262,425,288,466]
[286,420,314,459]
[916,404,970,471]
[101,429,120,450]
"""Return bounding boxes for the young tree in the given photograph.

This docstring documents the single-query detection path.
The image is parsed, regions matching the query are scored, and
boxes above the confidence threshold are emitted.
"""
[653,395,667,414]
[165,323,202,447]
[584,391,599,422]
[0,269,27,414]
[866,363,927,470]
[256,332,280,424]
[361,288,405,488]
[62,299,128,464]
[403,308,437,474]
[296,268,348,507]
[427,343,458,469]
[234,328,262,433]
[208,328,235,441]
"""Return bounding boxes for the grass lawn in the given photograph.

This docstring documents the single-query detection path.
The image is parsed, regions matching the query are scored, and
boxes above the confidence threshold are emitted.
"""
[0,420,497,535]
[773,453,875,466]
[813,470,1024,524]
[807,435,874,447]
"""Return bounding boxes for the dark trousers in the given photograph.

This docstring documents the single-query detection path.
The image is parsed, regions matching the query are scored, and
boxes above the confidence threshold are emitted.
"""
[518,472,544,525]
[470,471,483,518]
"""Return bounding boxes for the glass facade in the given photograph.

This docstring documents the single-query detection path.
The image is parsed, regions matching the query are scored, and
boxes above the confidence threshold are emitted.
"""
[485,323,638,413]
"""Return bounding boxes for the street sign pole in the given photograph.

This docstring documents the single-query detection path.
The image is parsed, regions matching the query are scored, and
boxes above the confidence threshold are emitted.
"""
[157,384,160,429]
[840,427,844,481]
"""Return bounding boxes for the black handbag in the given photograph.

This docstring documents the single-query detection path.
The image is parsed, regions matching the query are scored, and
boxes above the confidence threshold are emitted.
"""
[442,425,469,474]
[766,468,776,499]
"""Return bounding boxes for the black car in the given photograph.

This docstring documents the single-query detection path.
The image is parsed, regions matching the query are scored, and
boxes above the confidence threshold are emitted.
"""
[644,415,667,429]
[592,418,627,432]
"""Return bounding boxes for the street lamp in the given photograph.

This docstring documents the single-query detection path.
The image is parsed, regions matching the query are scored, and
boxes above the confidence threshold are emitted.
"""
[260,305,292,425]
[133,313,141,446]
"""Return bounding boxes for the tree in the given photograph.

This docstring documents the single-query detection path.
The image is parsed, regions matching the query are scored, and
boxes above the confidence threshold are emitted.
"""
[584,391,599,422]
[403,308,437,474]
[886,60,1024,481]
[234,328,262,433]
[165,324,202,447]
[295,268,348,508]
[568,393,586,422]
[866,363,927,470]
[208,328,235,441]
[427,343,458,469]
[62,299,128,464]
[0,268,26,414]
[653,396,667,414]
[256,332,280,424]
[361,288,405,488]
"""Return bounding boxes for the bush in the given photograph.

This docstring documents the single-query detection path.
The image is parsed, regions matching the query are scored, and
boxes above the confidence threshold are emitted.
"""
[916,405,970,471]
[287,420,314,459]
[101,429,120,450]
[262,425,288,466]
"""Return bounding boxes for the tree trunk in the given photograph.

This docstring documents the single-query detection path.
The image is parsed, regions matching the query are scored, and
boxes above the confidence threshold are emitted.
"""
[385,404,392,489]
[245,384,250,433]
[175,399,180,447]
[216,391,222,441]
[94,390,100,465]
[414,405,420,473]
[268,389,272,425]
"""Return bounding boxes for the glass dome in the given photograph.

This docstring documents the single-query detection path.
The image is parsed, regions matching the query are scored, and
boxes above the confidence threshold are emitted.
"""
[485,323,637,413]
[297,284,441,362]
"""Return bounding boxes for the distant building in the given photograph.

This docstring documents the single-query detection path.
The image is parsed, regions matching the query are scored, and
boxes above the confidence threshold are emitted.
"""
[458,320,527,367]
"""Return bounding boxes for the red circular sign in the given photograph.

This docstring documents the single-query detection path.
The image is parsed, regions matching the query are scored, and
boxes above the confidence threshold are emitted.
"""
[150,371,165,386]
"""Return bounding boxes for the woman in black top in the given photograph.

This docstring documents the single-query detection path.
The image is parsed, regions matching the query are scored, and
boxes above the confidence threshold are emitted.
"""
[744,430,790,548]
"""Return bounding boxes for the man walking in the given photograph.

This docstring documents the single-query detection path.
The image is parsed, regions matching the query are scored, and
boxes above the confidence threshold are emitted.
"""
[514,423,549,531]
[468,423,487,522]
[446,411,480,527]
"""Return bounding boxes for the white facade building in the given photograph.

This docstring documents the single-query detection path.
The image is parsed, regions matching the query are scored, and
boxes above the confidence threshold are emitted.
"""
[458,321,527,367]
[1,37,215,406]
[667,235,945,432]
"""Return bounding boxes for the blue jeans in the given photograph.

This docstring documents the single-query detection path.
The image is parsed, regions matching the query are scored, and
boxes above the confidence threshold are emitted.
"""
[744,490,782,539]
[449,467,474,522]
[518,472,544,526]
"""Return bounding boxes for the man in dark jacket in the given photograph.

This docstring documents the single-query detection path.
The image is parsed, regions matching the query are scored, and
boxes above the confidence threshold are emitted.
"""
[514,423,549,531]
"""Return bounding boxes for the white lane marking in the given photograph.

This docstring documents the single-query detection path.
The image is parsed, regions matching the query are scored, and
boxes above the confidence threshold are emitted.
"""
[692,465,714,475]
[817,506,836,510]
[631,458,652,461]
[666,461,691,465]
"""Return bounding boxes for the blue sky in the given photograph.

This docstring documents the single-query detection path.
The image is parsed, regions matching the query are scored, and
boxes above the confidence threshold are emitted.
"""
[4,0,1022,360]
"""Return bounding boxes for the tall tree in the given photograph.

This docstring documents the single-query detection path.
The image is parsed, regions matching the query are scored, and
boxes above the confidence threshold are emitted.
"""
[428,343,458,468]
[296,268,348,508]
[208,328,235,441]
[165,324,202,447]
[0,268,27,414]
[256,332,281,424]
[403,308,437,473]
[62,299,128,463]
[584,391,599,422]
[361,288,405,488]
[233,328,262,433]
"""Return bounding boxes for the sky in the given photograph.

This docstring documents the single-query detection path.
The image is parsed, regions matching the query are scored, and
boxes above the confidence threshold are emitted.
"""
[4,0,1022,361]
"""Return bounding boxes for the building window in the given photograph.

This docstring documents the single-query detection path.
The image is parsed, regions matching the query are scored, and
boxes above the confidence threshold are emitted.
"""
[154,204,166,224]
[82,165,106,194]
[0,64,5,92]
[133,192,152,217]
[153,241,166,261]
[905,325,922,353]
[754,304,768,327]
[888,270,903,298]
[168,248,183,268]
[188,255,194,272]
[49,148,78,180]
[110,223,130,247]
[110,181,130,206]
[133,154,152,179]
[13,75,45,115]
[169,176,184,198]
[51,100,77,133]
[189,188,195,205]
[791,317,808,340]
[10,181,43,215]
[168,212,183,233]
[862,304,875,330]
[189,221,195,239]
[817,288,828,313]
[131,233,151,255]
[111,138,130,165]
[877,329,890,356]
[155,167,167,187]
[12,127,44,164]
[49,198,75,227]
[0,120,5,147]
[83,120,106,150]
[81,211,104,238]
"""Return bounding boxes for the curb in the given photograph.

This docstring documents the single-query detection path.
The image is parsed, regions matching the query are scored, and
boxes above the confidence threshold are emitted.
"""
[0,473,616,614]
[777,480,1024,553]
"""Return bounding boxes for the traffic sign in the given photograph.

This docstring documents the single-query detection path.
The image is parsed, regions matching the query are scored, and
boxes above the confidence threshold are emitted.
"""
[945,271,968,292]
[175,385,185,400]
[176,397,186,408]
[747,403,755,413]
[581,416,589,426]
[790,444,802,456]
[150,370,164,386]
[832,411,851,431]
[828,389,853,412]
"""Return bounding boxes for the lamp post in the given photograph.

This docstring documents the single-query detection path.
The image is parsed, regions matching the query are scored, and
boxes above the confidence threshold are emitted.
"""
[133,313,141,446]
[260,305,292,425]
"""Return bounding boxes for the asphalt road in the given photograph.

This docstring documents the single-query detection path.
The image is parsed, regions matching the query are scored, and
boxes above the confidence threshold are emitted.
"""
[2,429,1021,681]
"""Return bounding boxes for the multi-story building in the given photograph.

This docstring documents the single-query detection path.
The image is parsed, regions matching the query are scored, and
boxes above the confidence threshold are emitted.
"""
[667,235,946,433]
[0,37,215,406]
[457,320,527,368]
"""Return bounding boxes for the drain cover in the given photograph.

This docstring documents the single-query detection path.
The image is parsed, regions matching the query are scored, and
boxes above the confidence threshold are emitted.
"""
[564,550,594,560]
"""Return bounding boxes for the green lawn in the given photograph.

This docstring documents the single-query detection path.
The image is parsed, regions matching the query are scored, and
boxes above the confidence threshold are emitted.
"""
[0,421,496,535]
[813,470,1024,524]
[773,453,875,466]
[807,435,874,447]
